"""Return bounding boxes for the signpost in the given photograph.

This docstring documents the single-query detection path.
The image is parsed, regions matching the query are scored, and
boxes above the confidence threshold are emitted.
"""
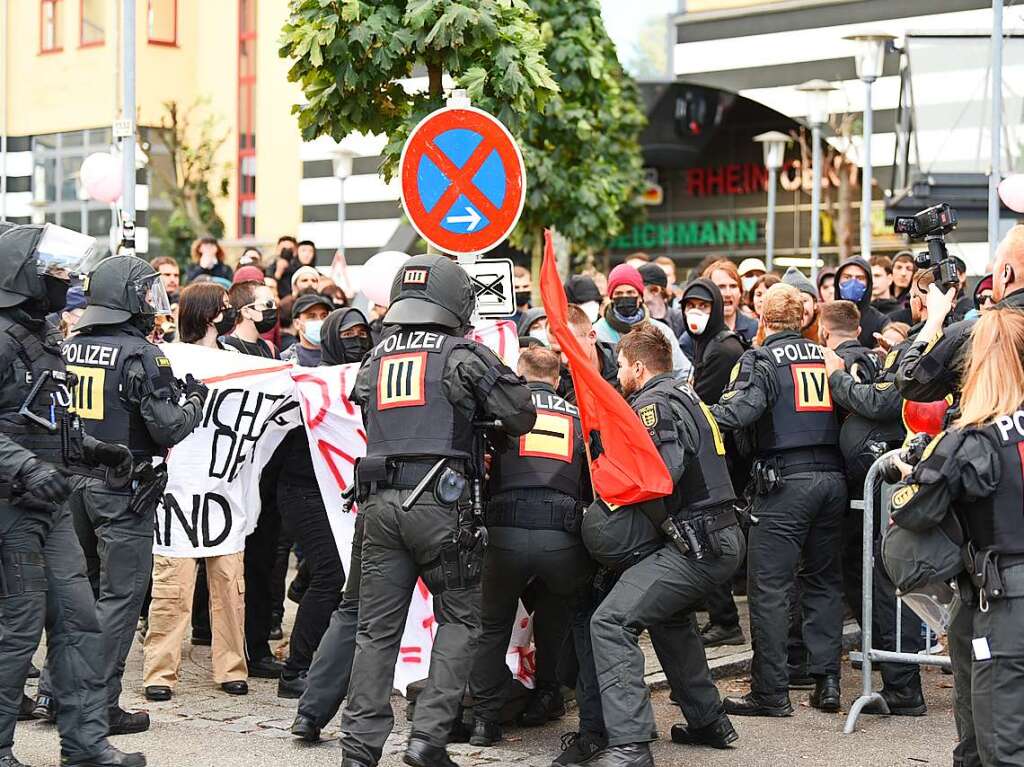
[462,258,515,318]
[400,104,526,257]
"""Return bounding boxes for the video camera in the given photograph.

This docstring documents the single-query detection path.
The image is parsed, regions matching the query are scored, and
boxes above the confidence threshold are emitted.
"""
[892,203,960,291]
[878,432,933,484]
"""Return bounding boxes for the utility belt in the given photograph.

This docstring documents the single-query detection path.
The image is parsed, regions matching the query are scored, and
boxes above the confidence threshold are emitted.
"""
[353,456,468,507]
[669,505,738,560]
[485,490,583,534]
[753,447,843,495]
[962,545,1024,612]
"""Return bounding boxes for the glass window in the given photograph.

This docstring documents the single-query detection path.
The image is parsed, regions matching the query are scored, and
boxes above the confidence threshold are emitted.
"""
[147,0,176,45]
[38,158,58,203]
[80,0,104,46]
[60,156,83,202]
[86,127,112,146]
[35,133,59,150]
[61,210,82,232]
[87,208,112,237]
[41,0,62,52]
[62,130,84,147]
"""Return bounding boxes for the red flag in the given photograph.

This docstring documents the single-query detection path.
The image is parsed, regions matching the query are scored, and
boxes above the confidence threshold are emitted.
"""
[540,230,673,506]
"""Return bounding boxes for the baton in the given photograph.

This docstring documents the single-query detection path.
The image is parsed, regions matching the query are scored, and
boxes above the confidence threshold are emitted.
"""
[401,458,448,512]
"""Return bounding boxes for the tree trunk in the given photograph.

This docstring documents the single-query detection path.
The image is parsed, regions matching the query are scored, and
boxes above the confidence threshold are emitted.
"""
[427,61,443,99]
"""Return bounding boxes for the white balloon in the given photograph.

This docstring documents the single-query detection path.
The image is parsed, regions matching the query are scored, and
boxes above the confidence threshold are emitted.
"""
[80,152,123,204]
[360,251,410,307]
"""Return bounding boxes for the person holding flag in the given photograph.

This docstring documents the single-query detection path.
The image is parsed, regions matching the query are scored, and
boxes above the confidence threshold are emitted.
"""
[540,233,743,767]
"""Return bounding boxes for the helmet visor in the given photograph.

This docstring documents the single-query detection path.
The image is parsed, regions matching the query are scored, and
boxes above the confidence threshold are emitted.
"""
[35,224,103,278]
[137,274,172,315]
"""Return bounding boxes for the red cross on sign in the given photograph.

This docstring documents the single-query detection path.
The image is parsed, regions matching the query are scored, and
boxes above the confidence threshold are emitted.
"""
[400,106,526,256]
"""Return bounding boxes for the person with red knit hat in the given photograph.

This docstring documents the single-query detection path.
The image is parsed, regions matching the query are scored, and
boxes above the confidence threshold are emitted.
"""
[594,263,690,376]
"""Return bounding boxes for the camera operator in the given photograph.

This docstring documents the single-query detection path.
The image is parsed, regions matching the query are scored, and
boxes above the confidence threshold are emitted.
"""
[888,306,1024,767]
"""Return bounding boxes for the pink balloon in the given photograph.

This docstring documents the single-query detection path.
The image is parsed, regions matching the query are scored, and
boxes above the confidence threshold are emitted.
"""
[360,251,410,307]
[80,152,123,204]
[999,174,1024,213]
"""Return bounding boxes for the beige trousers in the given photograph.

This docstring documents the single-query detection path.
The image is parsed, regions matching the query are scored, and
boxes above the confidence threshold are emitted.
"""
[143,552,248,687]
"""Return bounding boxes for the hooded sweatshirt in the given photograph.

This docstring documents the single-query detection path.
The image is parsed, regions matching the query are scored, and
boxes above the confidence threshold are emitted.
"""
[681,279,746,405]
[834,256,890,348]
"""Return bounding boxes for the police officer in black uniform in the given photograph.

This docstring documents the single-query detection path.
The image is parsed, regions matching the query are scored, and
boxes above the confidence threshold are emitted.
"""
[59,255,207,735]
[467,346,593,746]
[711,283,847,717]
[339,255,536,767]
[888,304,1024,766]
[289,307,374,742]
[583,324,742,767]
[0,224,145,767]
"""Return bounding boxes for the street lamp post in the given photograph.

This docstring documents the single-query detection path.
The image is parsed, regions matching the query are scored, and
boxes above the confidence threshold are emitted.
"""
[796,79,836,281]
[753,131,791,272]
[329,145,356,257]
[844,32,895,262]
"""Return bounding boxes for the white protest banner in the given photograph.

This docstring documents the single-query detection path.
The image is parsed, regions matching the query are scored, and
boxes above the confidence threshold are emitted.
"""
[153,345,300,558]
[471,318,519,370]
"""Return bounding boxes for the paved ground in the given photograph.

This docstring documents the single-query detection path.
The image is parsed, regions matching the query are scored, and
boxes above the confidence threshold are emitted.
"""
[14,599,959,767]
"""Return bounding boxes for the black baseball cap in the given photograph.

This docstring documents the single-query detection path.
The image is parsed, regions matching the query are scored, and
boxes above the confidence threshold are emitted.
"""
[638,263,668,289]
[564,275,602,304]
[292,292,334,319]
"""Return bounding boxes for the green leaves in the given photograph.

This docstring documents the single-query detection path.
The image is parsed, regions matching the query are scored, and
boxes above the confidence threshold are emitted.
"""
[280,0,643,266]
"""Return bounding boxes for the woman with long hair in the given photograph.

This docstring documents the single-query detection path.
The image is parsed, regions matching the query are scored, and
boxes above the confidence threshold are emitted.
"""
[141,282,248,702]
[889,307,1024,767]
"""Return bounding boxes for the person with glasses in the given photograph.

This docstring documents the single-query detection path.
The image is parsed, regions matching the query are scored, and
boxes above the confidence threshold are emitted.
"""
[224,278,279,359]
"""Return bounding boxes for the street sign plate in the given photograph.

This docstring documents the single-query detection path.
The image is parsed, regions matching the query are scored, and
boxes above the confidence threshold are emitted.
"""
[113,119,133,139]
[400,106,526,257]
[462,258,515,318]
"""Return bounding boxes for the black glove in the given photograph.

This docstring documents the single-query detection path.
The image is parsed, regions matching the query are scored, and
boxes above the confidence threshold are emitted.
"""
[183,374,209,407]
[17,458,71,505]
[89,439,133,477]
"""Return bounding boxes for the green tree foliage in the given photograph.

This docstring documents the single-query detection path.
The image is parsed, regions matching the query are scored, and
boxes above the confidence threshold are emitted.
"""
[515,0,645,266]
[281,0,644,269]
[148,101,229,265]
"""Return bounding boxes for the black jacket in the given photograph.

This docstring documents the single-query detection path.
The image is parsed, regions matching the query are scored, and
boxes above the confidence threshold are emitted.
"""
[835,257,890,348]
[682,279,745,406]
[558,340,619,404]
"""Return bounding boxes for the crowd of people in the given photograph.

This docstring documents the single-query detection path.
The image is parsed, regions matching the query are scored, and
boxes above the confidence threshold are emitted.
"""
[1,216,1020,767]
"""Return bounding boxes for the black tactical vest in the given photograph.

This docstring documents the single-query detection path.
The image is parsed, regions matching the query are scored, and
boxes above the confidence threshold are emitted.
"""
[62,331,166,459]
[0,314,76,467]
[488,384,586,499]
[963,414,1024,554]
[639,377,736,517]
[835,340,878,385]
[363,329,475,460]
[755,333,839,453]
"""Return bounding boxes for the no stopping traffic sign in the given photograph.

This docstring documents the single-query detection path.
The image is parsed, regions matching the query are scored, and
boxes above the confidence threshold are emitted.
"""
[400,106,526,257]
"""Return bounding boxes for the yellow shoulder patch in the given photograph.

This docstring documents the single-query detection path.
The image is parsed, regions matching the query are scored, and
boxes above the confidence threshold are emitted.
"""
[874,381,894,391]
[639,404,658,428]
[883,350,898,370]
[721,390,738,401]
[921,431,946,461]
[155,356,172,367]
[891,483,919,510]
[728,361,741,384]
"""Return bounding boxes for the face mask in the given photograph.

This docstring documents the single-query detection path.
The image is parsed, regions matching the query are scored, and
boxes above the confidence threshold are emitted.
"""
[42,274,70,313]
[838,279,868,303]
[530,328,549,346]
[339,335,372,363]
[254,307,278,333]
[515,290,531,307]
[199,252,217,270]
[685,310,710,335]
[303,319,323,346]
[613,296,641,317]
[742,275,758,292]
[214,307,237,336]
[581,301,600,323]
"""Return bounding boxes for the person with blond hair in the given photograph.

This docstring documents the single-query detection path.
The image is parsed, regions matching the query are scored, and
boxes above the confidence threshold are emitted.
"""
[711,283,847,718]
[890,306,1024,767]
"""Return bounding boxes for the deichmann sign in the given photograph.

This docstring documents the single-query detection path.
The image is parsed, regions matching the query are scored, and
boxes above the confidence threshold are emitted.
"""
[611,218,759,250]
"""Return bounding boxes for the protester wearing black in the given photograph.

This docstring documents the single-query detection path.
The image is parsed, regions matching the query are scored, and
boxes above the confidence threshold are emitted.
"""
[0,225,146,767]
[711,284,847,718]
[639,264,685,341]
[290,308,373,740]
[680,279,747,648]
[833,257,891,348]
[61,255,207,737]
[467,350,593,747]
[274,314,364,698]
[340,256,535,767]
[583,325,742,767]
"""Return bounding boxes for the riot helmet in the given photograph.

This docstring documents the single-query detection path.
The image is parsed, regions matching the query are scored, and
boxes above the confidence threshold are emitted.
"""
[383,255,475,329]
[0,224,102,310]
[76,255,171,333]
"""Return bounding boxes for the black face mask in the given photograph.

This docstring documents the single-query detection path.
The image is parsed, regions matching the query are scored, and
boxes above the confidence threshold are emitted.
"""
[42,274,70,313]
[254,307,278,334]
[613,296,641,316]
[214,307,237,336]
[515,290,531,308]
[339,335,372,364]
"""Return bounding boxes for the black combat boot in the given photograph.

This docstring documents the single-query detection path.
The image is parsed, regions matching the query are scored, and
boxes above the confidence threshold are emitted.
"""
[519,685,565,726]
[723,692,793,717]
[106,707,150,736]
[587,743,654,767]
[468,719,502,746]
[670,713,738,748]
[60,746,146,767]
[809,675,841,712]
[290,714,321,742]
[551,731,607,766]
[403,735,459,767]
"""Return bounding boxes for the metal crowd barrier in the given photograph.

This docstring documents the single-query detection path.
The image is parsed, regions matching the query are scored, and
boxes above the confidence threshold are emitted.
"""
[843,450,951,735]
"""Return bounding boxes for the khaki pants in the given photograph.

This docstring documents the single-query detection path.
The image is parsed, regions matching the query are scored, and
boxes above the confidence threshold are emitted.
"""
[143,553,248,687]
